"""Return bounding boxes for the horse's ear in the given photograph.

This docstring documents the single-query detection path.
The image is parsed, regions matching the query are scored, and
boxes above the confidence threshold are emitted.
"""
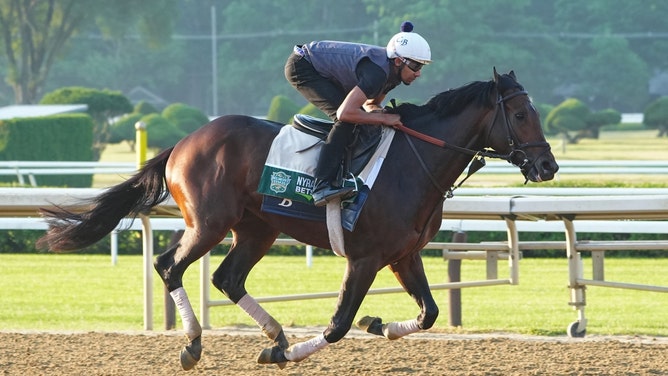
[509,70,517,80]
[493,67,499,83]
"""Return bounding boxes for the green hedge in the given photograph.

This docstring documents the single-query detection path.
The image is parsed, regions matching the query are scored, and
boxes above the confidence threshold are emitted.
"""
[0,114,94,187]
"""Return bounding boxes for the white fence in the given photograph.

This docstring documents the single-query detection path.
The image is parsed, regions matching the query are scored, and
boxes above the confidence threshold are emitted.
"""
[0,161,135,186]
[475,160,668,175]
[3,160,668,187]
[0,187,667,337]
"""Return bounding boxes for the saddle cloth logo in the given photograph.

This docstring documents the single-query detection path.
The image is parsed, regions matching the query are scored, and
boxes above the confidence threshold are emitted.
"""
[269,171,292,194]
[257,125,321,204]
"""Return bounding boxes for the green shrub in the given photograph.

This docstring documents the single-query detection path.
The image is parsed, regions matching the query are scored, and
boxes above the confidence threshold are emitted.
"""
[266,95,301,124]
[134,100,159,115]
[534,102,555,134]
[298,103,329,120]
[643,96,668,137]
[162,103,209,134]
[139,113,186,150]
[545,98,589,134]
[109,113,143,148]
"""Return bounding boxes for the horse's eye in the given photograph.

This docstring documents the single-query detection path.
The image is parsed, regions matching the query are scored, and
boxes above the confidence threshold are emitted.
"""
[515,112,526,120]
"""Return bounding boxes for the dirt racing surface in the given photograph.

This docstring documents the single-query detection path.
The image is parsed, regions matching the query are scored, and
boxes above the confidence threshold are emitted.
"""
[2,328,667,375]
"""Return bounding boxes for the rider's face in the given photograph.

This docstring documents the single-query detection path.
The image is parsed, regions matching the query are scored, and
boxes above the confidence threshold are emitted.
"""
[400,63,421,85]
[395,58,423,85]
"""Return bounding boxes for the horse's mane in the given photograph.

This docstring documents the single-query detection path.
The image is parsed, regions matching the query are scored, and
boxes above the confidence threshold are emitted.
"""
[394,74,523,120]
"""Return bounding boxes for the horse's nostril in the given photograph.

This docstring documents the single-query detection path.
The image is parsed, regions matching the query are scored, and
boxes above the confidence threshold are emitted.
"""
[543,160,558,173]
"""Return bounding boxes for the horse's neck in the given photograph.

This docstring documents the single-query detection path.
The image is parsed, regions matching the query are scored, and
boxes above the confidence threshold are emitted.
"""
[408,110,489,190]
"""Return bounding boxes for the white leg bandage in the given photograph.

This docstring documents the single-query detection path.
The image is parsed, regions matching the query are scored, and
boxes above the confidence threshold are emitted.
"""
[382,319,421,340]
[170,287,202,340]
[284,334,329,362]
[237,294,282,340]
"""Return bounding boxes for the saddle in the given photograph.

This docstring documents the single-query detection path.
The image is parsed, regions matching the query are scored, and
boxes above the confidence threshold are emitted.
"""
[292,114,382,177]
[258,114,393,231]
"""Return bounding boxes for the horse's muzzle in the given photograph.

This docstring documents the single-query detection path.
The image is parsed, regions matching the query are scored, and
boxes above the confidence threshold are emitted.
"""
[523,153,559,183]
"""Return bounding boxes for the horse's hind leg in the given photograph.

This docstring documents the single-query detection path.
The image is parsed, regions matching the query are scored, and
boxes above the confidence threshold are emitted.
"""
[210,216,290,359]
[357,252,439,340]
[154,227,226,370]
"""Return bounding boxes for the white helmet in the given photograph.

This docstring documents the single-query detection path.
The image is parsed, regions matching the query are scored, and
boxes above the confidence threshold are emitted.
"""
[386,21,432,65]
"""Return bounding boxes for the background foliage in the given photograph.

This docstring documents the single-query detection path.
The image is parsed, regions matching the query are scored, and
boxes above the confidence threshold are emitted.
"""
[40,87,133,159]
[0,114,94,186]
[2,0,668,117]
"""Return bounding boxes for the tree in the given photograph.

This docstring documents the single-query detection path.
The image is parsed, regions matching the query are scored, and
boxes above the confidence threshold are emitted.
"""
[299,103,329,120]
[110,101,162,150]
[162,103,209,134]
[643,96,668,137]
[534,102,555,134]
[109,113,143,150]
[11,1,668,116]
[266,95,301,124]
[40,86,133,159]
[0,0,177,104]
[584,108,621,139]
[576,37,649,111]
[544,98,590,144]
[545,98,621,143]
[135,100,159,115]
[139,113,186,150]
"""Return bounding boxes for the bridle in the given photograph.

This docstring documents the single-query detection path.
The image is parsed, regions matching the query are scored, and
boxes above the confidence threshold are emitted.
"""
[491,89,551,171]
[393,88,551,197]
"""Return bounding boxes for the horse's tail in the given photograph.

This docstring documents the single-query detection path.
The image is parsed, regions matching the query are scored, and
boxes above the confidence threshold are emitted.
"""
[36,147,175,252]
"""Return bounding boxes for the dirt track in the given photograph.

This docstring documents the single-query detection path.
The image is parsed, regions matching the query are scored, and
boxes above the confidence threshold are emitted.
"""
[2,328,668,375]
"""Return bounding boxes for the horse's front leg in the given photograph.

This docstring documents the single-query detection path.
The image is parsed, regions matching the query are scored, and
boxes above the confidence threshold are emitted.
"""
[257,258,378,364]
[357,252,439,340]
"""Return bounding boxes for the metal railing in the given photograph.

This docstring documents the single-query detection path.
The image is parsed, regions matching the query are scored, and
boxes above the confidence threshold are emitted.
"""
[3,160,668,187]
[0,161,135,186]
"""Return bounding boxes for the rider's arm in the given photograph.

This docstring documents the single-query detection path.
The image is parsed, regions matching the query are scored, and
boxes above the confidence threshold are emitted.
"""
[363,94,386,113]
[337,87,400,126]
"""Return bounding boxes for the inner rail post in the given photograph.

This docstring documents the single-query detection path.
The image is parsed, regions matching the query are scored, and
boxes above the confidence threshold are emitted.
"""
[446,231,467,327]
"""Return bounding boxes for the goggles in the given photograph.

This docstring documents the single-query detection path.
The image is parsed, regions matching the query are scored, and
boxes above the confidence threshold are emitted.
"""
[399,57,424,72]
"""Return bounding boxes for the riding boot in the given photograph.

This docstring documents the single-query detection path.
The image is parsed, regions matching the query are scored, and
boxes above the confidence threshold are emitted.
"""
[312,122,355,207]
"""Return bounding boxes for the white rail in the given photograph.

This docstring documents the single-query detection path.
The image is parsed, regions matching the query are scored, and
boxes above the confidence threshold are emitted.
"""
[0,161,135,186]
[3,160,668,187]
[476,160,668,175]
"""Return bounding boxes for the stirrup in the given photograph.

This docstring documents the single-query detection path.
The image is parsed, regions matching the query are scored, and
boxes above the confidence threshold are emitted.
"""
[312,185,355,207]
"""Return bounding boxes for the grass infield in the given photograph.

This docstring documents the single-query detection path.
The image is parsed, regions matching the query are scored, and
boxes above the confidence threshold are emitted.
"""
[1,254,667,336]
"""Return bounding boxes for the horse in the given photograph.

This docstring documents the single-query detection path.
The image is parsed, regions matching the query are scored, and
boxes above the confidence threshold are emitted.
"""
[37,68,558,370]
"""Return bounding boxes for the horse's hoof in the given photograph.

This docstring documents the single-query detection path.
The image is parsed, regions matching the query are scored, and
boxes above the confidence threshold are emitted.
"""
[180,336,202,371]
[356,316,384,336]
[257,346,289,367]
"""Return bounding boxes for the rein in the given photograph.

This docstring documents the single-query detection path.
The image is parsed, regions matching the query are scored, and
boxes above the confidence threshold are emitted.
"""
[394,90,533,161]
[393,89,550,197]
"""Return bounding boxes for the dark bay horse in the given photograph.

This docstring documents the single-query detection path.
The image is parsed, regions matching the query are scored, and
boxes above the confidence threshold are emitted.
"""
[37,69,558,370]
